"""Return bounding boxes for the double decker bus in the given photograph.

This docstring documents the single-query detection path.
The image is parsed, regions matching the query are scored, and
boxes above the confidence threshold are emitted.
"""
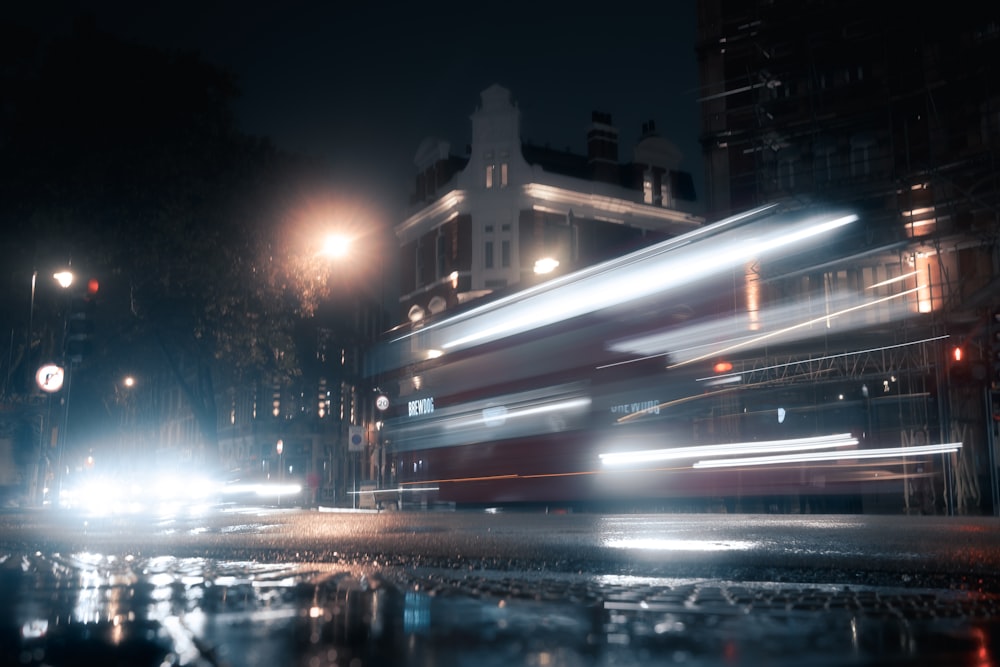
[370,202,957,510]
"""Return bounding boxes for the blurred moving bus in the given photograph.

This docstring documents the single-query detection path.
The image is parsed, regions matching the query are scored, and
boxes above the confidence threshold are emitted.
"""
[370,203,952,510]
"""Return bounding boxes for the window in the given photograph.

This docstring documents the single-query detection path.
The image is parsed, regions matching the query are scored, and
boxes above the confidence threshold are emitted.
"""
[814,143,836,183]
[778,157,795,189]
[415,244,424,285]
[850,136,874,178]
[501,240,510,268]
[500,162,508,187]
[485,241,494,268]
[486,164,495,189]
[436,233,446,278]
[980,96,1000,146]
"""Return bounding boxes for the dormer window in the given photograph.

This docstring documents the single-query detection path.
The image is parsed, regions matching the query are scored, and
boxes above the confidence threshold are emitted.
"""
[483,151,507,189]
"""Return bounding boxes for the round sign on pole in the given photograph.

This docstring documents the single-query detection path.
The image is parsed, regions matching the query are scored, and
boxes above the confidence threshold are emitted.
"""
[376,395,390,411]
[348,426,365,452]
[36,364,65,393]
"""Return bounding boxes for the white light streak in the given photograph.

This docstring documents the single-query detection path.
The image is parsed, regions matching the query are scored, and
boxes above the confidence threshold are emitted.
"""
[221,483,302,498]
[868,270,919,289]
[436,211,857,352]
[387,203,790,356]
[692,442,962,468]
[599,433,858,467]
[443,397,592,431]
[703,374,743,386]
[670,284,919,369]
[603,538,754,552]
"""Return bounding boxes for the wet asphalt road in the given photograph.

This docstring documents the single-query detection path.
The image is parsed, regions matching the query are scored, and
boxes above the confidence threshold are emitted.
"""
[3,506,1000,666]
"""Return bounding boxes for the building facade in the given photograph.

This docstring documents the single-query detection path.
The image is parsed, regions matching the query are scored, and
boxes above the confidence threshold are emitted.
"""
[213,297,386,507]
[696,0,1000,513]
[395,84,704,323]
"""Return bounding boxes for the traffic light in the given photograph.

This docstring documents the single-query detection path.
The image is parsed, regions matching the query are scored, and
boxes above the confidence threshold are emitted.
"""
[65,279,98,362]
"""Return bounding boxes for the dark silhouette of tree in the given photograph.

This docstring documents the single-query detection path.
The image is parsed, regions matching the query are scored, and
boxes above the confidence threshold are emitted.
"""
[0,16,342,461]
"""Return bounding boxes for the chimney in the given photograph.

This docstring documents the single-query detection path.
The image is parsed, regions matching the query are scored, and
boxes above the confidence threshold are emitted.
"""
[587,111,620,184]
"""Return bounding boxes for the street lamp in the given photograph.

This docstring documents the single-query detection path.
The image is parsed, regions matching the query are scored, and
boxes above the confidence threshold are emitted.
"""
[53,270,74,289]
[320,234,351,259]
[534,257,560,274]
[313,232,356,508]
[25,268,76,506]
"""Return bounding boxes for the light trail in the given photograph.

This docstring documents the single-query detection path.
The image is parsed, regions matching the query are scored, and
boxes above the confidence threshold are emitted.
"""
[599,433,858,467]
[692,442,962,468]
[668,285,923,369]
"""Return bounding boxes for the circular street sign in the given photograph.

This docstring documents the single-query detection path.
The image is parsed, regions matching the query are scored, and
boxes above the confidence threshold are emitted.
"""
[376,395,390,411]
[36,364,65,393]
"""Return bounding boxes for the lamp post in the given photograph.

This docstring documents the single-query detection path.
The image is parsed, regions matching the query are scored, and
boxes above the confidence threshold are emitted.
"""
[51,269,75,504]
[25,270,40,505]
[291,225,374,507]
[26,271,37,393]
[119,375,136,462]
[315,232,354,507]
[25,268,76,506]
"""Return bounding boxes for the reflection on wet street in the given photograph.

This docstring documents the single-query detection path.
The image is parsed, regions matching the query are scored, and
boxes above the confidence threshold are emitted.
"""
[3,509,1000,666]
[6,550,1000,666]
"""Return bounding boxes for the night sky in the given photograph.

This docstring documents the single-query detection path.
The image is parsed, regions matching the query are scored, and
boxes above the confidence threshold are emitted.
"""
[10,1,704,220]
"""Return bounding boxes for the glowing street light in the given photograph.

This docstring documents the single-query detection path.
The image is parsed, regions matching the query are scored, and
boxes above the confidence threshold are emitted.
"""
[53,270,74,288]
[320,234,351,259]
[534,257,560,274]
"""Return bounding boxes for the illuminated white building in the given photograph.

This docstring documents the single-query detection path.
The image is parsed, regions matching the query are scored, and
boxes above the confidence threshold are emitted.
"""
[395,84,704,322]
